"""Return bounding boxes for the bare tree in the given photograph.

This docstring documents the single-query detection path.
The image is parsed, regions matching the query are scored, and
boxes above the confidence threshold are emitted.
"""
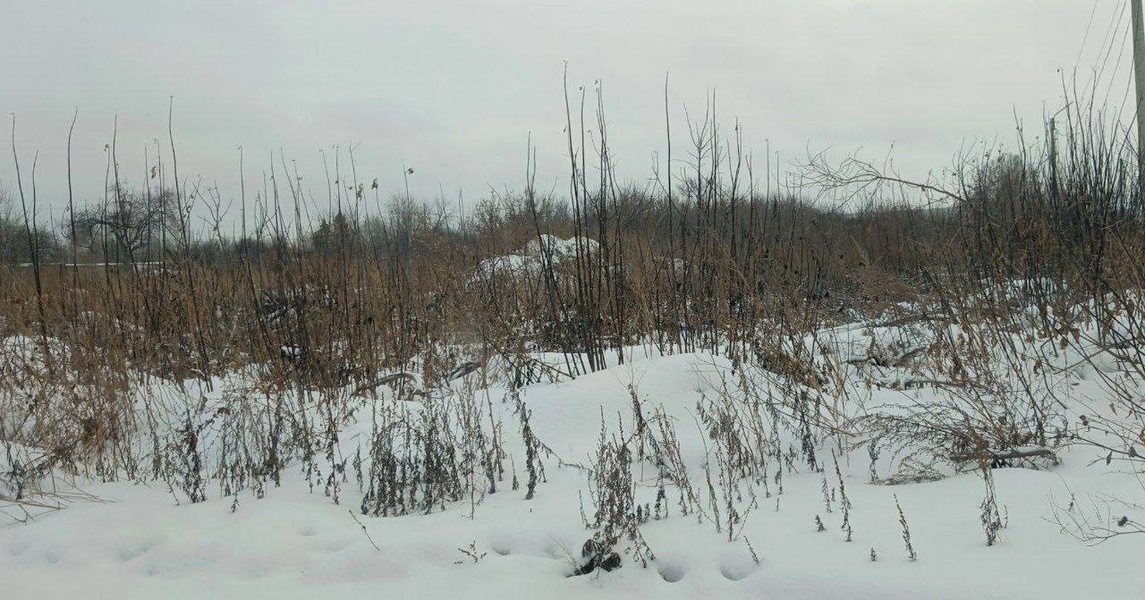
[66,185,176,263]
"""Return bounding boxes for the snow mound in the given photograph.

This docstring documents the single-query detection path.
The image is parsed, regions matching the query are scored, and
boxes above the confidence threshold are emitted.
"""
[471,235,601,282]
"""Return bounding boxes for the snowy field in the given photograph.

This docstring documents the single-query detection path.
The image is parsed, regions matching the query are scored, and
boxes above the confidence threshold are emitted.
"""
[3,307,1145,599]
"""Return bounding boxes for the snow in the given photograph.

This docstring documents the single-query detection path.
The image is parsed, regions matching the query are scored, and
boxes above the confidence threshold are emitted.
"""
[3,317,1145,598]
[2,474,1115,600]
[471,235,601,282]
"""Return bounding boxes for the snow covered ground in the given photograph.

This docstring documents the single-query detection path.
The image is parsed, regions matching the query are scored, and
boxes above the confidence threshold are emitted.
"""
[3,330,1144,598]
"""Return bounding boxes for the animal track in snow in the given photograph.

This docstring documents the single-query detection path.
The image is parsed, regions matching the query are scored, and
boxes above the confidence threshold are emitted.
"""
[718,555,758,581]
[6,539,30,557]
[656,559,687,583]
[117,538,160,562]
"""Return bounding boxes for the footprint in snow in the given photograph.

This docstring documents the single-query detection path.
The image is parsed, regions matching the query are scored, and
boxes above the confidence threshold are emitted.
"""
[323,539,351,553]
[656,559,687,583]
[488,539,512,556]
[718,554,758,581]
[117,538,160,562]
[7,539,30,557]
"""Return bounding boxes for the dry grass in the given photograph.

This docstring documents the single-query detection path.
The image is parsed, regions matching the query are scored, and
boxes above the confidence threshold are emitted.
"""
[1,94,1143,554]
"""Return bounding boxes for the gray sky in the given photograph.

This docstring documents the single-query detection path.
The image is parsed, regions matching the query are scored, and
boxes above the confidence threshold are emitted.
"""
[1,0,1133,231]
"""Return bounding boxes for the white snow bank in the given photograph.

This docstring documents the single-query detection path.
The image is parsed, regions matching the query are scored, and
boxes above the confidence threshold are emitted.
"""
[2,348,1143,599]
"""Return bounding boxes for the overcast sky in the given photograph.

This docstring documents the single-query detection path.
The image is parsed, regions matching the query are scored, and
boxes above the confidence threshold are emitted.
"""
[1,0,1134,230]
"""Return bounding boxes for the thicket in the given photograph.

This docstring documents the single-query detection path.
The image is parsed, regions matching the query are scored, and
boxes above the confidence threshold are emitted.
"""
[2,87,1144,549]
